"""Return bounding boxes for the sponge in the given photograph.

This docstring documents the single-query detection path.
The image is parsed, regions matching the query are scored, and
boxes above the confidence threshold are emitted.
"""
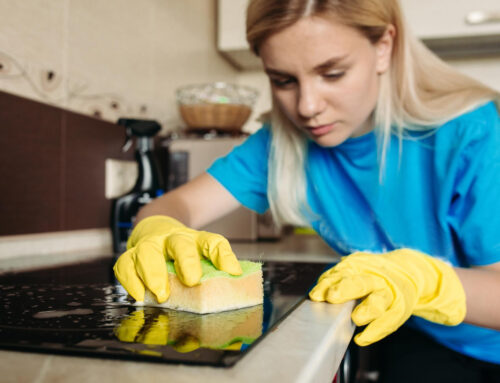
[138,259,263,314]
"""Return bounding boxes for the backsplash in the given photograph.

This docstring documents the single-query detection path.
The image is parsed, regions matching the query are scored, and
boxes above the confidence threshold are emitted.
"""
[0,90,134,236]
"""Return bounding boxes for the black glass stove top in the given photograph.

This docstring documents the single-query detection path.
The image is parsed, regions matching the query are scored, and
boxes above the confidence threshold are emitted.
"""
[0,256,332,367]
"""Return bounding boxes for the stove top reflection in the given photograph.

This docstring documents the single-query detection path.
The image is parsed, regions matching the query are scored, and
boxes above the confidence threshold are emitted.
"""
[0,257,332,367]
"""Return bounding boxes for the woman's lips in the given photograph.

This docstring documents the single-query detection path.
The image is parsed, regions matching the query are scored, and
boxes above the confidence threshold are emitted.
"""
[306,123,336,137]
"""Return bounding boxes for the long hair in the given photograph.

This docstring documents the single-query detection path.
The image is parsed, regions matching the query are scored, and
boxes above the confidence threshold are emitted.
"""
[246,0,500,226]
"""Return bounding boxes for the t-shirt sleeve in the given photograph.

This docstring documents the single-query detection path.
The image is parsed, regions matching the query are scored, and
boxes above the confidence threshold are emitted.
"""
[206,125,271,214]
[447,103,500,266]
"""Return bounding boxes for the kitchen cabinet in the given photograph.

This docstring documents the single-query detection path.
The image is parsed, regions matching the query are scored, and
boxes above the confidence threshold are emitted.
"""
[400,0,500,57]
[217,0,262,69]
[217,0,500,69]
[401,0,500,39]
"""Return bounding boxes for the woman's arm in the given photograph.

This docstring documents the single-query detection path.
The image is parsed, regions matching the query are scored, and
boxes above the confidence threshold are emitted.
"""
[135,172,241,229]
[455,262,500,330]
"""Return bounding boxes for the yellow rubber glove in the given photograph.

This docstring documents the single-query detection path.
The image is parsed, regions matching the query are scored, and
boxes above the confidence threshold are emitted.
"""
[113,215,242,303]
[309,249,466,346]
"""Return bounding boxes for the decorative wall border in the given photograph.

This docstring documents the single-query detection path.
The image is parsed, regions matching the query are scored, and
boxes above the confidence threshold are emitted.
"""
[0,49,152,123]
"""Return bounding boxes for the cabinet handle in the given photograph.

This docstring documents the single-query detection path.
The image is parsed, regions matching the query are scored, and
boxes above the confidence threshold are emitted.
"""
[465,11,500,25]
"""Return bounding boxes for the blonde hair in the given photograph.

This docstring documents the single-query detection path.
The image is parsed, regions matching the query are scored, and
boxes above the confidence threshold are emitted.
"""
[246,0,500,226]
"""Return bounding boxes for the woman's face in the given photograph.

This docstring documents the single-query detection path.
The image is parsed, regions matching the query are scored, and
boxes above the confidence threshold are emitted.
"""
[259,16,394,147]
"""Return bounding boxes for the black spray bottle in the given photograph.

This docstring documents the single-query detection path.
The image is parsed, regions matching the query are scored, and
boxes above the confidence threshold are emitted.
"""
[111,118,164,254]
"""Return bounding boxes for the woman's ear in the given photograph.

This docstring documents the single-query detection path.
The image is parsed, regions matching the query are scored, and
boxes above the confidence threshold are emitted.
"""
[375,25,395,75]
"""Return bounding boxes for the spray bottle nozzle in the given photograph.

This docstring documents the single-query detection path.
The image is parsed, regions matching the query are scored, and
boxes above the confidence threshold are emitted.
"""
[117,118,161,137]
[117,118,161,153]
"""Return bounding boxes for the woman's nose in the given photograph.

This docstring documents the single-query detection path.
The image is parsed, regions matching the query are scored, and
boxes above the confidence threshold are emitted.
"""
[297,82,325,120]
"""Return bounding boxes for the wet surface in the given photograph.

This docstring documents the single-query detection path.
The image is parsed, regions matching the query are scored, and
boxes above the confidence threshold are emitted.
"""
[0,256,333,367]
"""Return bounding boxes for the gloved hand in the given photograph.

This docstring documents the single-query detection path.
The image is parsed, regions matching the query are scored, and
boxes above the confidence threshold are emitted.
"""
[113,215,242,303]
[309,249,466,346]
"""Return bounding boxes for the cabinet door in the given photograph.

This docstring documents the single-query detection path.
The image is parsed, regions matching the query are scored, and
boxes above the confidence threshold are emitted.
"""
[401,0,500,39]
[218,0,247,51]
[217,0,261,69]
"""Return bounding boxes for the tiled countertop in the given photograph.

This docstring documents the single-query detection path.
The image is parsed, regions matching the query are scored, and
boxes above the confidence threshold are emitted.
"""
[0,231,355,383]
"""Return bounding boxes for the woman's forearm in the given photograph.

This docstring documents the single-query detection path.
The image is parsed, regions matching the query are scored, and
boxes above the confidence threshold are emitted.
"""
[134,172,240,229]
[135,193,190,225]
[454,264,500,330]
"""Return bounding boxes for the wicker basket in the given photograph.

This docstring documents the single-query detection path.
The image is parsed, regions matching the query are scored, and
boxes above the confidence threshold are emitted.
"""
[177,82,258,131]
[179,103,252,131]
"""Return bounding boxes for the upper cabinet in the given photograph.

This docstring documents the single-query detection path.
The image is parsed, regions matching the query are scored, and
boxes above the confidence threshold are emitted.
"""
[400,0,500,57]
[217,0,500,70]
[217,0,261,70]
[401,0,500,39]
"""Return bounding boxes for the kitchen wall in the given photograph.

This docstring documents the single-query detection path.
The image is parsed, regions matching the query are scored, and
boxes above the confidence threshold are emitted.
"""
[0,0,238,131]
[0,0,240,241]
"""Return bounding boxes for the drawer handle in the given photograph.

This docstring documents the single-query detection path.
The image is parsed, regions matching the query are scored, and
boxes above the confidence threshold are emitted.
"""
[465,10,500,25]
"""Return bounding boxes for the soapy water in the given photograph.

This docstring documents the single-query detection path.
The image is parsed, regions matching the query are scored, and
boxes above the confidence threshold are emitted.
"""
[33,308,94,319]
[0,282,132,330]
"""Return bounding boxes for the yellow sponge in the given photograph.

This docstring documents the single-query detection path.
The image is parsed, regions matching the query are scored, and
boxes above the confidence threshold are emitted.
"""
[138,259,263,314]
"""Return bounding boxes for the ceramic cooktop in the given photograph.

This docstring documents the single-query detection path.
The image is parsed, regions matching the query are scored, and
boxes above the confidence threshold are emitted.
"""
[0,256,332,367]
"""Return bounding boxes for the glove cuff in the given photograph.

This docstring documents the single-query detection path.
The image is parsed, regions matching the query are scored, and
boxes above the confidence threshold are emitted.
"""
[413,255,467,325]
[390,249,466,326]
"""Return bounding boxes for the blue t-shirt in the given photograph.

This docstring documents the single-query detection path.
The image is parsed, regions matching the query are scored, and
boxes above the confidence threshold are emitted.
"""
[207,101,500,364]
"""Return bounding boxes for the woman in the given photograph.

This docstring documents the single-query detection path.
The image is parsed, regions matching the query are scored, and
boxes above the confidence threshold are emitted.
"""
[114,0,500,380]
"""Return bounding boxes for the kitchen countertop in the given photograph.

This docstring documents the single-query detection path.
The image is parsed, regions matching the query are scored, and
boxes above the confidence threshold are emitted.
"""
[0,232,355,383]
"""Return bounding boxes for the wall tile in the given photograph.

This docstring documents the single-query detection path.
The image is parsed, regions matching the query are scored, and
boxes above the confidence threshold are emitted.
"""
[63,111,133,231]
[0,91,134,236]
[65,0,156,121]
[0,91,63,235]
[0,0,66,101]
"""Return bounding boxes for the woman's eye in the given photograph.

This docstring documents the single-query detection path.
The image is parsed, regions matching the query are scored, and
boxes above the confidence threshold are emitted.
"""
[271,77,295,88]
[324,72,345,80]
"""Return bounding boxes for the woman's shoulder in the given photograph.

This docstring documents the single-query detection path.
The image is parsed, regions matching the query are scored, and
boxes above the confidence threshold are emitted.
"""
[246,122,272,142]
[445,101,499,129]
[437,101,499,147]
[429,101,500,174]
[237,123,272,151]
